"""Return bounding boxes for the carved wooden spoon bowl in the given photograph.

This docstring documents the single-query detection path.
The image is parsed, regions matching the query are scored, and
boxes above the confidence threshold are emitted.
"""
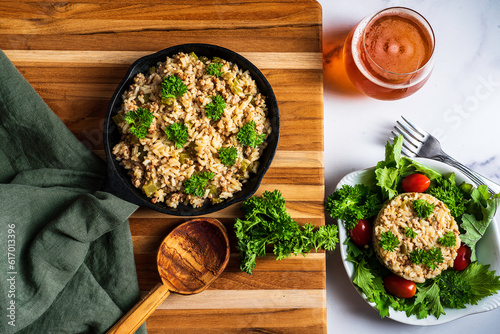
[107,218,230,334]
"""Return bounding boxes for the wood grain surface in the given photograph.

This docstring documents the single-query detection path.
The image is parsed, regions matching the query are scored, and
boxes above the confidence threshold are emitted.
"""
[1,0,325,332]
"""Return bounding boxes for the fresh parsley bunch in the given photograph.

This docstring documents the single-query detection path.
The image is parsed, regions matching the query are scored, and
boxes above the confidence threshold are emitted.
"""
[235,190,338,274]
[124,108,154,139]
[237,121,266,148]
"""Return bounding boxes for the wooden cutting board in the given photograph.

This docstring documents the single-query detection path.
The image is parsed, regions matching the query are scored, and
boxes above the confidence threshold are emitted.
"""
[2,0,325,332]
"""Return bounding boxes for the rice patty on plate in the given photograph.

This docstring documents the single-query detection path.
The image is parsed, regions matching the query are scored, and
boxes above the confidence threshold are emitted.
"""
[373,192,461,283]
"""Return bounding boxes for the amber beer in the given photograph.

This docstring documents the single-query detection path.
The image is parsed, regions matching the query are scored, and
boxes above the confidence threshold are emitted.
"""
[344,7,435,100]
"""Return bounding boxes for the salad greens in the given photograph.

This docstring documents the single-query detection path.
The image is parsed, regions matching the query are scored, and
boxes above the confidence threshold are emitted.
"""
[326,135,500,319]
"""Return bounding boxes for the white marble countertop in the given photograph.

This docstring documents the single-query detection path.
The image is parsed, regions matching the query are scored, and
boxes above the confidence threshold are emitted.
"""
[319,0,500,332]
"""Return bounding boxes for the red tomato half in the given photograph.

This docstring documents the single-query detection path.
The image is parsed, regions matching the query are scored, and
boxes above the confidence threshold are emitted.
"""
[384,274,417,299]
[350,219,372,247]
[401,173,431,193]
[454,244,471,271]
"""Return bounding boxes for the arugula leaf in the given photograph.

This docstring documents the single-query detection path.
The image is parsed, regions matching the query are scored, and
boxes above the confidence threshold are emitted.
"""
[165,122,188,149]
[413,199,435,219]
[460,189,500,261]
[234,190,338,274]
[375,136,441,199]
[460,262,500,304]
[237,121,266,148]
[378,231,399,251]
[183,171,215,197]
[205,95,226,120]
[405,281,445,319]
[124,108,154,139]
[325,184,382,230]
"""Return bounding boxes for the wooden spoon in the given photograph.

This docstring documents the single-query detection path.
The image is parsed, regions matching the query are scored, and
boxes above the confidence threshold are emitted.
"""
[106,218,230,334]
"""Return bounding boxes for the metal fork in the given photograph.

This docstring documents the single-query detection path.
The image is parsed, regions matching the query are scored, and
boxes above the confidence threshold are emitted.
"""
[392,116,500,195]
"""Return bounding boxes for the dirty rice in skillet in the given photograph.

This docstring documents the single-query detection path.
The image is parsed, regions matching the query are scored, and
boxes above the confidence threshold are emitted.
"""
[112,52,271,208]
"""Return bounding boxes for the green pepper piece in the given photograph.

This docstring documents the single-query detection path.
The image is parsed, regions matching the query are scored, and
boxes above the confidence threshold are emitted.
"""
[179,152,190,164]
[149,66,156,74]
[112,113,125,125]
[142,180,158,197]
[189,52,198,60]
[161,97,175,105]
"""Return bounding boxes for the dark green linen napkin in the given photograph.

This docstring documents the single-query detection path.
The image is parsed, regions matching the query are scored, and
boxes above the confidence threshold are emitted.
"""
[0,50,147,334]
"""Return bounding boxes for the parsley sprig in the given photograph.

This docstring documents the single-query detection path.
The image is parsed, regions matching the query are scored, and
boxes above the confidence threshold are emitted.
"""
[161,75,187,103]
[165,122,188,149]
[218,146,238,166]
[405,227,418,238]
[378,231,400,251]
[237,121,266,148]
[413,199,435,219]
[438,231,456,247]
[124,108,154,139]
[206,62,224,77]
[183,171,215,197]
[205,95,226,120]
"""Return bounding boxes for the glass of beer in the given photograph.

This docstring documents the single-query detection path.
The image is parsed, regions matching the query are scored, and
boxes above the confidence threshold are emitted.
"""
[343,7,435,100]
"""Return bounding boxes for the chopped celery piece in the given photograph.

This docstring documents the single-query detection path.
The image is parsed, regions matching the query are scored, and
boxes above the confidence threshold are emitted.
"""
[230,78,242,94]
[189,52,198,60]
[208,185,218,196]
[212,57,223,63]
[240,160,250,171]
[143,93,150,102]
[149,66,156,74]
[199,56,209,64]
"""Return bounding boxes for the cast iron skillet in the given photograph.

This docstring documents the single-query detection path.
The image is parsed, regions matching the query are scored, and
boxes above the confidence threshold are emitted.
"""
[103,44,280,216]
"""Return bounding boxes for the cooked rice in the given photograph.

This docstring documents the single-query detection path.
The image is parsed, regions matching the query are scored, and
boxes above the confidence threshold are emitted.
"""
[373,192,460,283]
[112,52,271,208]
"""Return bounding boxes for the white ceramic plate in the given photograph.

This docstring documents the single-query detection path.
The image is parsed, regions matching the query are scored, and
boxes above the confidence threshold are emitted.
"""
[336,157,500,326]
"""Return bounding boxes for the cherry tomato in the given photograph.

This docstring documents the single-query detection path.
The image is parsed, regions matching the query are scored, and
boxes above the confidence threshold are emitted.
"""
[349,219,372,247]
[454,244,472,271]
[401,173,431,193]
[383,274,417,299]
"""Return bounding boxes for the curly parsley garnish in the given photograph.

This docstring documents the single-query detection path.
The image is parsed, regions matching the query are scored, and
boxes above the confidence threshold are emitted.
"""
[206,62,224,77]
[438,231,456,247]
[325,184,382,230]
[218,146,238,166]
[237,121,266,148]
[124,108,154,139]
[405,227,418,238]
[409,247,444,270]
[413,199,434,219]
[205,95,226,120]
[378,231,399,251]
[165,122,188,149]
[161,75,187,103]
[183,171,215,197]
